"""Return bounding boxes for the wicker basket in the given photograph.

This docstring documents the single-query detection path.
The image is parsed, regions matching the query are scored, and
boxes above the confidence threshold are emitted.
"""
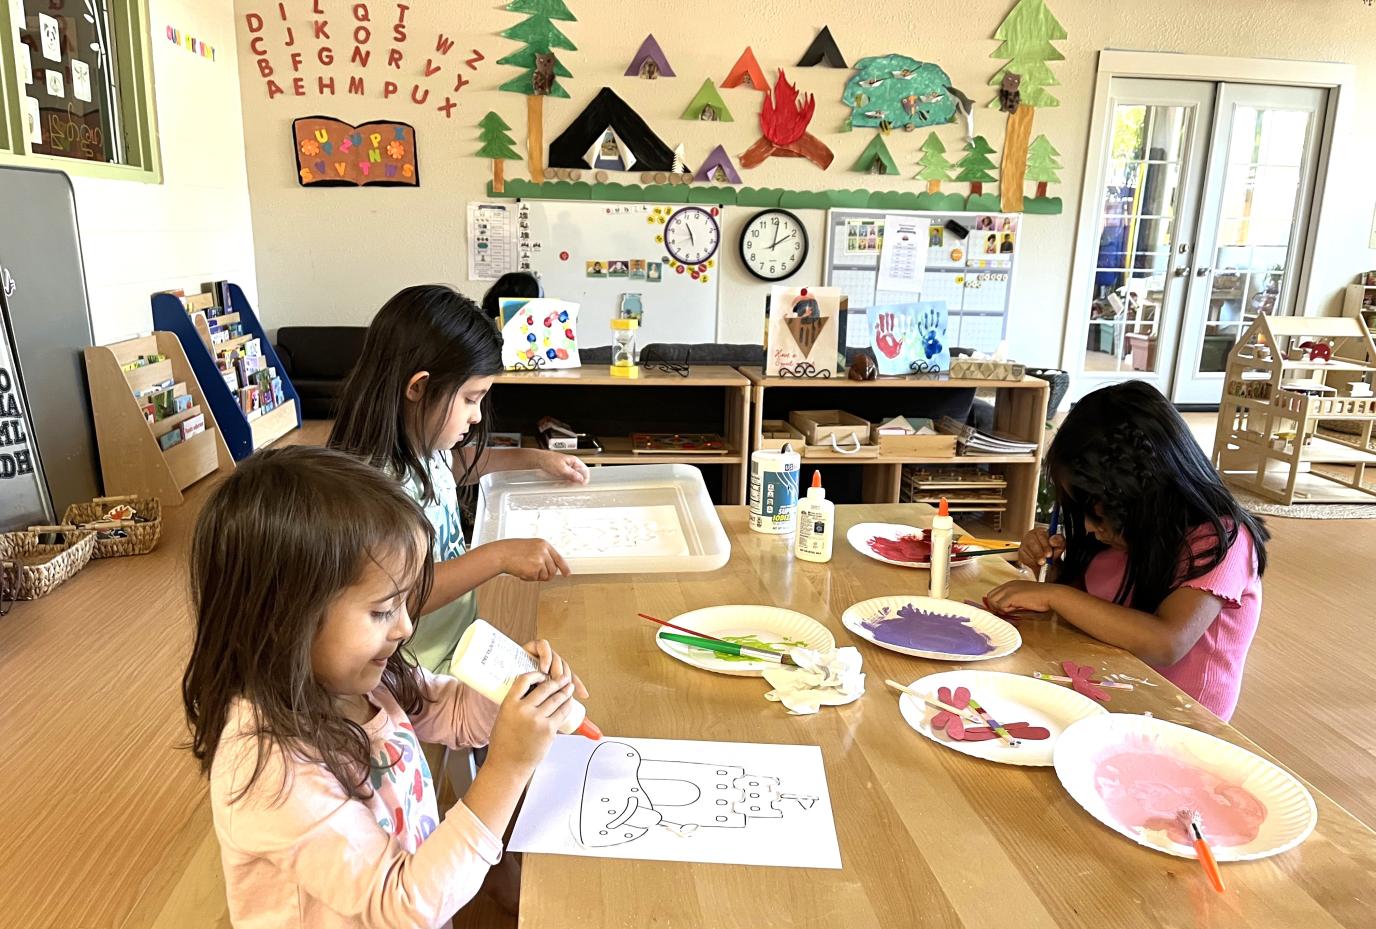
[0,525,96,603]
[62,495,163,559]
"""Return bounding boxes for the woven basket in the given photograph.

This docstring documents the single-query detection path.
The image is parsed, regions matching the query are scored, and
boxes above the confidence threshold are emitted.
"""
[0,525,96,603]
[62,495,162,559]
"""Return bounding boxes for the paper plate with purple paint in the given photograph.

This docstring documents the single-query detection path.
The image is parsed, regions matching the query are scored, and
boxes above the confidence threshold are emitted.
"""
[841,596,1020,661]
[1054,713,1317,861]
[898,670,1107,766]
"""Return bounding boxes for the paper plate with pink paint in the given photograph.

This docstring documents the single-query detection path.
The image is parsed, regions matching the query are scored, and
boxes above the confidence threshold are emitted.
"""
[841,596,1021,661]
[897,670,1108,767]
[846,523,979,569]
[1054,713,1318,861]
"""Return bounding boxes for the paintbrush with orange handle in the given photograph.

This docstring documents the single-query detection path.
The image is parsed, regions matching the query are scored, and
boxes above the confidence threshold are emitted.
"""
[1179,809,1226,893]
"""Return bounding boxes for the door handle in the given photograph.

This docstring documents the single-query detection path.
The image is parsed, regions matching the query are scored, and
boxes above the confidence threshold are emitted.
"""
[1196,267,1210,277]
[1174,267,1192,277]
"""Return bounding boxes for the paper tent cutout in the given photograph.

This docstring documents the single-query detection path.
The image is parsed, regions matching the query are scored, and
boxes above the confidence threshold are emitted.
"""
[624,34,674,79]
[852,135,898,175]
[682,78,733,122]
[723,47,768,91]
[548,87,676,171]
[692,145,741,184]
[797,26,847,68]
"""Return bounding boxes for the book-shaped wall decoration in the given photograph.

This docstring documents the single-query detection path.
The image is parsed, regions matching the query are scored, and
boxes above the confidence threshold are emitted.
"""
[293,116,419,187]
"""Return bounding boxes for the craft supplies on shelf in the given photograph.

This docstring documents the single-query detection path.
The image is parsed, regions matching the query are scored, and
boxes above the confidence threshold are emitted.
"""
[0,525,96,602]
[84,332,235,505]
[61,495,162,559]
[150,284,300,461]
[900,468,1009,532]
[789,409,880,458]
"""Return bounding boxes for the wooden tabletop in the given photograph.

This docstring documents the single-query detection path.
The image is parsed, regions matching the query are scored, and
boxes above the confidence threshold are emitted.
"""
[519,504,1376,929]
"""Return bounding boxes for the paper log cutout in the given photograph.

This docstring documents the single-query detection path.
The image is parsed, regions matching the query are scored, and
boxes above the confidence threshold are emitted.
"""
[740,70,834,171]
[682,78,733,122]
[549,87,676,172]
[293,117,418,187]
[692,145,741,184]
[625,34,674,79]
[723,47,768,91]
[797,26,847,68]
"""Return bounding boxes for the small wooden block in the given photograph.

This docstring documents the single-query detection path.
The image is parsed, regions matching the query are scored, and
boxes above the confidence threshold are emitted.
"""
[594,170,609,183]
[568,169,582,181]
[640,172,655,184]
[653,172,668,184]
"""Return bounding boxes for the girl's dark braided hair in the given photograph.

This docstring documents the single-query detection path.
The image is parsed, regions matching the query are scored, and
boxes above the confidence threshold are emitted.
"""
[1049,381,1268,613]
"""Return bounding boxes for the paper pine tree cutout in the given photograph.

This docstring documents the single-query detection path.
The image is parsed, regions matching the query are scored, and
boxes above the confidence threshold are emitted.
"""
[1025,134,1061,196]
[723,47,768,91]
[954,135,998,194]
[498,0,577,184]
[671,143,688,174]
[852,135,898,175]
[682,78,733,122]
[477,111,520,193]
[915,133,952,191]
[691,145,741,184]
[625,34,674,79]
[987,0,1066,109]
[797,26,847,68]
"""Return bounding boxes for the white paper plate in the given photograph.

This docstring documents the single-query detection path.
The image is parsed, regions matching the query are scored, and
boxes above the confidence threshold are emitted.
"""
[842,596,1021,661]
[846,522,982,569]
[898,670,1107,766]
[655,605,835,677]
[1054,714,1318,860]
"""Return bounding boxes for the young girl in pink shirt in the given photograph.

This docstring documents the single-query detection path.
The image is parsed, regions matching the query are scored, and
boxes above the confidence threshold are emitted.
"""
[987,381,1269,720]
[182,445,588,928]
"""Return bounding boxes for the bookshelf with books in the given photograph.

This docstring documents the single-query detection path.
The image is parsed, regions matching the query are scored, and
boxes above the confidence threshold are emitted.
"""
[150,283,301,460]
[83,333,235,505]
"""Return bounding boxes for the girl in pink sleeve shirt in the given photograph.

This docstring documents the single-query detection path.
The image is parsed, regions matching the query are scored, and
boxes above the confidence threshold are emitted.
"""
[988,381,1268,721]
[182,445,589,929]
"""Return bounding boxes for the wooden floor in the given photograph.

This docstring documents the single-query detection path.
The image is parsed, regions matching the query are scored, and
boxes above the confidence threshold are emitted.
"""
[2,418,1374,929]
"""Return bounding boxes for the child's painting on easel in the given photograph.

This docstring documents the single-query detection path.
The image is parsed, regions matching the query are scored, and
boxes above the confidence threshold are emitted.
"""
[766,286,843,377]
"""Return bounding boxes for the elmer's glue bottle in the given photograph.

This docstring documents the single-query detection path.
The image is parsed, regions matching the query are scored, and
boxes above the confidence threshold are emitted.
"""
[927,497,954,600]
[451,620,602,739]
[795,470,835,563]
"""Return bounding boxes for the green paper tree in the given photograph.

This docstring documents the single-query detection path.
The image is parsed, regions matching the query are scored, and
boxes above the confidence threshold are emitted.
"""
[478,111,520,193]
[988,0,1066,211]
[498,0,577,184]
[1025,134,1062,198]
[915,133,952,192]
[852,135,898,175]
[954,135,998,195]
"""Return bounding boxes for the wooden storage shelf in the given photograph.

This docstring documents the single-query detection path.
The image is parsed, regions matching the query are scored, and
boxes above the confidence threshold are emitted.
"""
[84,333,234,505]
[740,367,1049,538]
[151,283,301,461]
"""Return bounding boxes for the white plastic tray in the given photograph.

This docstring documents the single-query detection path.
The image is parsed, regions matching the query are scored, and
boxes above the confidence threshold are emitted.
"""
[472,464,731,574]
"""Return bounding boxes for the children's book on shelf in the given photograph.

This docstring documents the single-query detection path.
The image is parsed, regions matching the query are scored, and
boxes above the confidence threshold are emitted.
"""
[936,416,1036,455]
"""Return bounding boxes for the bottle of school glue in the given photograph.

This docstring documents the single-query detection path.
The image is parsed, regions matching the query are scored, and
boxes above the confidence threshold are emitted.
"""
[795,470,834,563]
[927,497,954,600]
[451,619,602,740]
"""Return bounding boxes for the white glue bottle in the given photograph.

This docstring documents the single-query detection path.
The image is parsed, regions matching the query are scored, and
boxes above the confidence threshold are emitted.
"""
[795,470,834,563]
[927,497,954,600]
[451,619,602,740]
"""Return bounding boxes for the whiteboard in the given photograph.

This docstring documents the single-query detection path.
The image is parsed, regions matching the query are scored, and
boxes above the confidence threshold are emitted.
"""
[823,208,1020,354]
[517,200,721,345]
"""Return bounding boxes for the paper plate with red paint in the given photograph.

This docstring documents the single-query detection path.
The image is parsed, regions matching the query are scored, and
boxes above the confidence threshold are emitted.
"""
[846,522,977,569]
[897,670,1107,767]
[842,596,1021,661]
[1054,713,1317,860]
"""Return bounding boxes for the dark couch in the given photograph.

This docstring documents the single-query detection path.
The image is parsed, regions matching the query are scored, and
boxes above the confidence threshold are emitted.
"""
[274,326,367,419]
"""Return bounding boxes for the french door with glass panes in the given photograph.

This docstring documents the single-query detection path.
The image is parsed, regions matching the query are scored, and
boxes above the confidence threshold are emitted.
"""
[1067,78,1327,404]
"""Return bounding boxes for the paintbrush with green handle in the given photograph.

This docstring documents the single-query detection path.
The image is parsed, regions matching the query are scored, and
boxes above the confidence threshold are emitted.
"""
[659,632,800,666]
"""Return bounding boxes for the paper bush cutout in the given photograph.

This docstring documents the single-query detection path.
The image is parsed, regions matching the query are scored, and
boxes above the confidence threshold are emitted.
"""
[292,117,418,187]
[852,135,899,175]
[498,0,576,98]
[723,47,768,91]
[915,132,953,191]
[797,26,847,68]
[691,145,741,184]
[841,54,959,132]
[954,135,998,195]
[681,78,733,122]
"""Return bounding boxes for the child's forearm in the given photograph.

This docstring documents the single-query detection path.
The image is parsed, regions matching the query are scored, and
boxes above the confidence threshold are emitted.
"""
[1048,587,1190,666]
[454,446,549,483]
[422,547,505,615]
[461,755,536,838]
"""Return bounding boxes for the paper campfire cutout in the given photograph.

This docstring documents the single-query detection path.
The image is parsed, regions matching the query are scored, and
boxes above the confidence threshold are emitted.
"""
[929,686,1049,742]
[740,70,834,171]
[577,741,818,847]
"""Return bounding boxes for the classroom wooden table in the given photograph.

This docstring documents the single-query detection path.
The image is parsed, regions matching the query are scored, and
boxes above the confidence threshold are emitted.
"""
[516,504,1376,929]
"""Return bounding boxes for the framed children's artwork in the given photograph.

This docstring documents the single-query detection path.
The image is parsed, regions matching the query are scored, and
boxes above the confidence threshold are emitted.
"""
[292,116,419,187]
[501,298,581,370]
[766,286,843,377]
[867,302,950,375]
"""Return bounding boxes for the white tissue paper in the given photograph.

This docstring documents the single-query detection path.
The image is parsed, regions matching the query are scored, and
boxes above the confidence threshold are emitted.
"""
[763,646,865,715]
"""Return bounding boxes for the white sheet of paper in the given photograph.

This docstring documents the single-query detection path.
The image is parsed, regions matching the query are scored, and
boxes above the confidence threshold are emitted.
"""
[72,59,91,102]
[45,69,63,98]
[510,735,842,869]
[503,505,688,559]
[19,43,32,85]
[38,13,60,61]
[24,96,41,144]
[877,215,927,294]
[467,202,513,281]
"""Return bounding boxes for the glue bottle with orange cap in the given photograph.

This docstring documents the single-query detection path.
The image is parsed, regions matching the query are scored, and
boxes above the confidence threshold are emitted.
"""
[795,469,834,563]
[927,497,954,600]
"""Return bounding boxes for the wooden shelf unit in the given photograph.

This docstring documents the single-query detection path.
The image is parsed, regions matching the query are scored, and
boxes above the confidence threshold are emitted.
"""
[739,368,1049,538]
[150,284,301,461]
[490,366,752,504]
[1213,314,1376,505]
[83,333,235,505]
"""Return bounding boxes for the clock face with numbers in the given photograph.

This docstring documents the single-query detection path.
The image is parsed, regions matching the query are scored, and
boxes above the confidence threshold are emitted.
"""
[663,207,721,266]
[740,209,808,281]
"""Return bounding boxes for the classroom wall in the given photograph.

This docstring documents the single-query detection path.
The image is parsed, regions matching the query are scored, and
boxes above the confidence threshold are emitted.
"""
[74,0,257,345]
[230,0,1376,366]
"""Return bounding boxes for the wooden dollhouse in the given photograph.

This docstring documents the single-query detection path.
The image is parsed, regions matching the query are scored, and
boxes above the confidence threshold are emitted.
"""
[1213,313,1376,505]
